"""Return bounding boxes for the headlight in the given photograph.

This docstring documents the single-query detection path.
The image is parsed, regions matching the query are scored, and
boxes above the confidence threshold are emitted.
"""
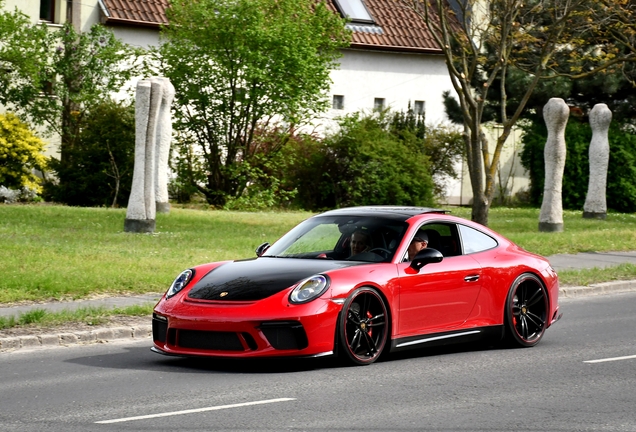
[166,269,194,299]
[289,275,330,304]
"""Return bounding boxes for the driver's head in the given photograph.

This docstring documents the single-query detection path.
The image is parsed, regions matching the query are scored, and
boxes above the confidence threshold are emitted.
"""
[350,230,371,255]
[408,233,428,260]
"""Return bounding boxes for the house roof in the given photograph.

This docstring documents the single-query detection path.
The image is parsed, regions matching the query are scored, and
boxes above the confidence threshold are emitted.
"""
[329,0,442,53]
[99,0,169,27]
[99,0,441,53]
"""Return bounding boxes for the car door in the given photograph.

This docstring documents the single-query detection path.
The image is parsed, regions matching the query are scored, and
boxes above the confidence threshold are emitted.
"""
[396,254,483,336]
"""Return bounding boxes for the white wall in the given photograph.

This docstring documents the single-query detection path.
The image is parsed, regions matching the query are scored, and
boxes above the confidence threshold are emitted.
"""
[318,48,454,130]
[442,124,530,206]
[110,26,160,49]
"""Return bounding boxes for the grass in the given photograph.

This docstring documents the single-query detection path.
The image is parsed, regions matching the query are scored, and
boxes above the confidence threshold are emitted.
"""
[1,204,636,306]
[0,204,310,304]
[447,207,636,256]
[0,304,155,330]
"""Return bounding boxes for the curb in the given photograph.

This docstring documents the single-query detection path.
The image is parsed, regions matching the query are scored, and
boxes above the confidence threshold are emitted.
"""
[0,324,151,353]
[559,280,636,298]
[1,281,636,353]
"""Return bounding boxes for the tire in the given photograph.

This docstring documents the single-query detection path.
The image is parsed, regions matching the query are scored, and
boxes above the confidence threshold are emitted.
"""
[504,273,549,347]
[338,287,389,365]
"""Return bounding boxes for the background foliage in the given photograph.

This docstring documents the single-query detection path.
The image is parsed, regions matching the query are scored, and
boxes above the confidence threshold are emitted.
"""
[520,118,636,213]
[0,13,142,205]
[268,112,437,210]
[0,113,47,191]
[156,0,350,207]
[0,1,48,108]
[43,100,135,207]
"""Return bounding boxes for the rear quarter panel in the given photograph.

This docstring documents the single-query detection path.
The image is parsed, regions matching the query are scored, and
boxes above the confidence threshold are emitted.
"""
[465,241,558,327]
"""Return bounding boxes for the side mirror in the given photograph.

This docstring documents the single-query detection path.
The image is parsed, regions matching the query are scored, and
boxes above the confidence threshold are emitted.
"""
[255,242,270,257]
[409,248,443,272]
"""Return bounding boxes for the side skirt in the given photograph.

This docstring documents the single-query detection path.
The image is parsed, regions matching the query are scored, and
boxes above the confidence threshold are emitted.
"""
[390,326,504,353]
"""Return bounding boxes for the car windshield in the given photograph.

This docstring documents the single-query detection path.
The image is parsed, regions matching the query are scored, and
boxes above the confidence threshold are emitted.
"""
[262,215,408,262]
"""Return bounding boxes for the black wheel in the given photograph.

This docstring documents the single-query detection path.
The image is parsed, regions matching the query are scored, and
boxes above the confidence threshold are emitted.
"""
[504,273,548,347]
[339,287,389,365]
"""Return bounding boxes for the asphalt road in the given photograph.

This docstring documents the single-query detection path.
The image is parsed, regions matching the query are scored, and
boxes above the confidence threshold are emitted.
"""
[1,292,635,432]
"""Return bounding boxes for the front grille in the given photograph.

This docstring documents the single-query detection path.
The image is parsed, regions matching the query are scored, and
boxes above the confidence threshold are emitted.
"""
[177,329,244,351]
[259,321,308,350]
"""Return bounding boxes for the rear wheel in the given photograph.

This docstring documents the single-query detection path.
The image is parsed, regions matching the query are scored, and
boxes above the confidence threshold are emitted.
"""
[504,273,548,347]
[339,287,389,365]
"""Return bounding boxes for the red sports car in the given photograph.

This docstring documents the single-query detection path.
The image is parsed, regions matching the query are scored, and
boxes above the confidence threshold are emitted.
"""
[152,206,561,365]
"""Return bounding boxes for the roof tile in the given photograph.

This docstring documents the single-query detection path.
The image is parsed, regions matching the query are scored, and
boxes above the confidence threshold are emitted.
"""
[99,0,441,52]
[101,0,169,26]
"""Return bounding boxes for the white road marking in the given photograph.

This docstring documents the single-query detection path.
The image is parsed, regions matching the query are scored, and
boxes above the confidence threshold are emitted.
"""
[95,397,296,424]
[584,354,636,364]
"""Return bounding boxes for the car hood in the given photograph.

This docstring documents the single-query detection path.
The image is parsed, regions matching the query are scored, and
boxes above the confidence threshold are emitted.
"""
[187,258,363,301]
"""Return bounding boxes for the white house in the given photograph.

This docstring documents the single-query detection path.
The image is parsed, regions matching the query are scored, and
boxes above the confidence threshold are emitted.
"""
[1,0,528,204]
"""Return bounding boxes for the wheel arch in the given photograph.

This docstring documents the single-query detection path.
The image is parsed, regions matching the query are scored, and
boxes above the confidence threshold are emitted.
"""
[502,270,549,322]
[333,283,394,350]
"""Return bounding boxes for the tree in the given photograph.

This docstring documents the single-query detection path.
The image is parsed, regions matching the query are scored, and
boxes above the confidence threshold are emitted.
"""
[0,2,49,116]
[155,0,350,207]
[0,17,143,189]
[43,100,135,207]
[399,0,636,226]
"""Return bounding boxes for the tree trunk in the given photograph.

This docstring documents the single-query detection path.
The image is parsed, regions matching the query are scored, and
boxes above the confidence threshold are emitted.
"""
[464,125,491,226]
[471,191,490,227]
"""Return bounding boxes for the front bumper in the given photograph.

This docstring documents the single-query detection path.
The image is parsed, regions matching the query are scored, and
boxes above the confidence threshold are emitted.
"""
[152,293,341,358]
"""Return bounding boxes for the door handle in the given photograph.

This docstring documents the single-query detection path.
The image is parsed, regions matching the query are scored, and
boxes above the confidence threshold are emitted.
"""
[464,275,479,282]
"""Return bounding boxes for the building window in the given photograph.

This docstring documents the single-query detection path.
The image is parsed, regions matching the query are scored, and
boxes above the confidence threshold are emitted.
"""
[41,80,54,96]
[414,100,425,115]
[374,98,385,111]
[40,0,55,22]
[333,0,374,24]
[332,95,344,110]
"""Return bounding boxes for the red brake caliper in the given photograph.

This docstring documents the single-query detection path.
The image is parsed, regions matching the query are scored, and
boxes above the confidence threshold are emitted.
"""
[366,311,373,336]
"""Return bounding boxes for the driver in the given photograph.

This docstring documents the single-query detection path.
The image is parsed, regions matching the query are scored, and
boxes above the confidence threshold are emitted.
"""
[406,233,428,261]
[350,230,372,256]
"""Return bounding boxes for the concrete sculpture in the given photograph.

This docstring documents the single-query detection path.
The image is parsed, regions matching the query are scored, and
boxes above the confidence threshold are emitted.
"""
[538,98,569,232]
[583,103,612,219]
[152,77,175,214]
[124,77,174,233]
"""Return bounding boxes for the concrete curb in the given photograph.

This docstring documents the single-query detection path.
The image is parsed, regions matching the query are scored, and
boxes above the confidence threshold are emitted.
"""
[0,325,151,353]
[559,280,636,298]
[1,280,636,354]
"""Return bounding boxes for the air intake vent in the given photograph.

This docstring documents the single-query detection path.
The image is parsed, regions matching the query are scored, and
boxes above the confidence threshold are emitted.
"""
[259,321,308,350]
[177,330,244,351]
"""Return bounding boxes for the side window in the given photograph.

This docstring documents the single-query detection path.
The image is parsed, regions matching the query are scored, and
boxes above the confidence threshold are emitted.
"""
[458,224,498,254]
[413,223,460,257]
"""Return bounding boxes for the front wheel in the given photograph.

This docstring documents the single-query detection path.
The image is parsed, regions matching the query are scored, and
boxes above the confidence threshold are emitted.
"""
[504,273,548,347]
[338,287,389,365]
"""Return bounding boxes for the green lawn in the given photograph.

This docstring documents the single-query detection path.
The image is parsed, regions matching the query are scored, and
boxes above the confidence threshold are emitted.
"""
[1,204,635,305]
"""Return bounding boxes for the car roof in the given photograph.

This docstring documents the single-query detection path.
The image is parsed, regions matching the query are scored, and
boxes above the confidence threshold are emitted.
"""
[317,206,448,222]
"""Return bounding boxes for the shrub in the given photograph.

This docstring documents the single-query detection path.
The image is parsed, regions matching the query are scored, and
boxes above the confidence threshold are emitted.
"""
[520,118,636,213]
[275,112,435,210]
[43,100,135,207]
[0,113,47,192]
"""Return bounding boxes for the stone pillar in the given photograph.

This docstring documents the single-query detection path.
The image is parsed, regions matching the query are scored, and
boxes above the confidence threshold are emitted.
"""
[539,98,569,232]
[124,77,174,232]
[583,103,612,220]
[152,77,175,214]
[124,80,155,233]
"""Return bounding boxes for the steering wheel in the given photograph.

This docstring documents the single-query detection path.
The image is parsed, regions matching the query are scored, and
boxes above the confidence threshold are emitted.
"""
[368,248,392,259]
